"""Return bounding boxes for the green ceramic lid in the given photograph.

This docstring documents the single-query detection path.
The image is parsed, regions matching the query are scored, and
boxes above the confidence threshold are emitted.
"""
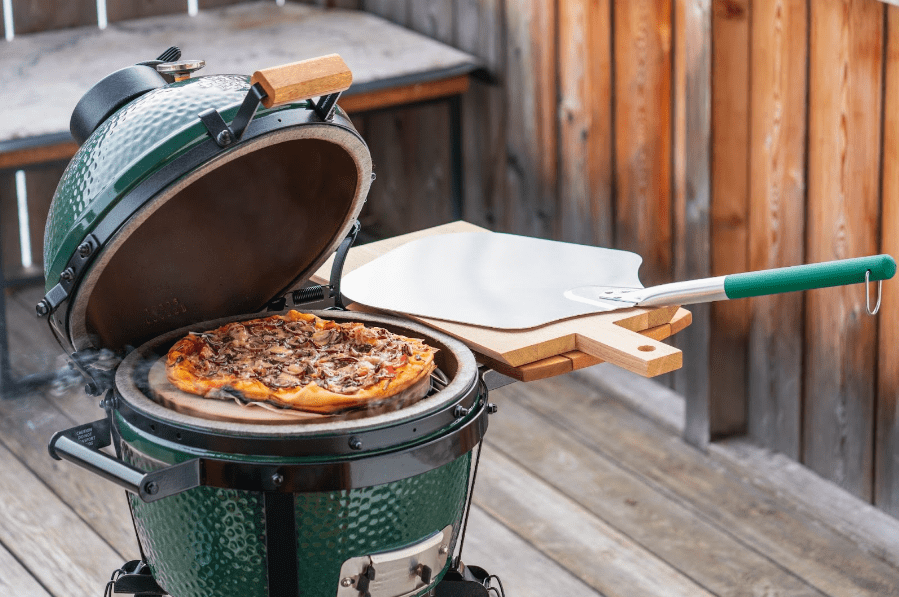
[43,73,372,352]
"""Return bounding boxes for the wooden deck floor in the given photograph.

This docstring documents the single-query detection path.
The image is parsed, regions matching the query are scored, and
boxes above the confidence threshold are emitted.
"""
[3,284,899,597]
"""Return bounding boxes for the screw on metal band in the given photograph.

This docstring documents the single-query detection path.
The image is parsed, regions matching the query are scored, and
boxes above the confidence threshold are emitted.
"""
[198,108,234,148]
[348,436,363,450]
[487,403,498,414]
[453,405,470,418]
[60,267,75,282]
[216,129,233,146]
[271,473,284,487]
[77,241,93,258]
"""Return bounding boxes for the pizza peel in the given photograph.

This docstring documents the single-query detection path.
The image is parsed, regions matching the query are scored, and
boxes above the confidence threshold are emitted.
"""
[340,231,896,330]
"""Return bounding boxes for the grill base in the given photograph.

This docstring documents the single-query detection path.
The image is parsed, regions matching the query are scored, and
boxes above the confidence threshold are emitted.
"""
[104,559,503,597]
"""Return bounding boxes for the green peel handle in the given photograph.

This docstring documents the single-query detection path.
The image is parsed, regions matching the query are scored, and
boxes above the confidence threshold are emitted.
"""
[723,255,896,299]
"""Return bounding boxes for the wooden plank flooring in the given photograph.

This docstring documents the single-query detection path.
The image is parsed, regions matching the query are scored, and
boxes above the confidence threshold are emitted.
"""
[3,284,899,596]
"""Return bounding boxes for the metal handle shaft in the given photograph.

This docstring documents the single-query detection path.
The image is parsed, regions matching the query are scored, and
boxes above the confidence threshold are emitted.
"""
[49,420,202,502]
[50,434,145,495]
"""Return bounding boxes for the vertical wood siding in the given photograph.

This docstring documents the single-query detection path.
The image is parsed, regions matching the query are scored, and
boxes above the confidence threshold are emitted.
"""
[503,0,557,239]
[456,0,507,232]
[557,0,613,248]
[366,0,897,510]
[709,0,750,438]
[804,0,883,500]
[673,0,712,446]
[614,0,673,287]
[875,4,898,515]
[747,0,808,461]
[353,0,456,240]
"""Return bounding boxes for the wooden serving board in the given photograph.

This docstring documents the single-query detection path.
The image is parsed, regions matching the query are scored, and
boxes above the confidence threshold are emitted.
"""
[312,222,691,379]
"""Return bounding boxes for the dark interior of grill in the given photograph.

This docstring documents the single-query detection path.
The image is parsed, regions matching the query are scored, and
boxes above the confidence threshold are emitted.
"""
[84,138,359,351]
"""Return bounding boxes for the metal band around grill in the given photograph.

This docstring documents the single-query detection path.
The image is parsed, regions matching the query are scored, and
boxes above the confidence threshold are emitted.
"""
[114,371,479,457]
[48,397,489,501]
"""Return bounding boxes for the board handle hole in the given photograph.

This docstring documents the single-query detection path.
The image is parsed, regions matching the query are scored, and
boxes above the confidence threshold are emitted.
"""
[637,345,656,352]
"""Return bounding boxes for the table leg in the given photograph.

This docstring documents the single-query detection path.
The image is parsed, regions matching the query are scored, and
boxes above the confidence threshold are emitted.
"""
[449,94,464,221]
[0,277,13,398]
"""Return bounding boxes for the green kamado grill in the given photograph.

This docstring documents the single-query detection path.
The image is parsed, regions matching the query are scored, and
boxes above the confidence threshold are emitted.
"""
[39,49,501,597]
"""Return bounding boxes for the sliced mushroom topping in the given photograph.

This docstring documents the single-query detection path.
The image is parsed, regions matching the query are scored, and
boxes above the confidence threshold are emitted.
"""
[178,312,437,395]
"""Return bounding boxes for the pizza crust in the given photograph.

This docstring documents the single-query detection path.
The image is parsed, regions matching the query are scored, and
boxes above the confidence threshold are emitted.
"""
[165,311,437,414]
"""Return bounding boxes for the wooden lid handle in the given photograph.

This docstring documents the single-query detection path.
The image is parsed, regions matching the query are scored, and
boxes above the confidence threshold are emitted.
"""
[250,54,353,109]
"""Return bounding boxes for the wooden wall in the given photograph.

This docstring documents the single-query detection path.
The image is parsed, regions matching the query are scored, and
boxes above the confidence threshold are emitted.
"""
[3,0,898,516]
[713,0,897,513]
[351,0,899,515]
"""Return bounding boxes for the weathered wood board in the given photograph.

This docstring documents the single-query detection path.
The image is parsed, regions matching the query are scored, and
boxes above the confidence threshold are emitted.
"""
[510,374,899,596]
[312,221,690,378]
[0,439,123,596]
[0,3,479,144]
[461,507,604,597]
[0,390,139,558]
[7,0,97,34]
[0,541,52,597]
[474,447,714,597]
[454,0,508,234]
[486,396,824,596]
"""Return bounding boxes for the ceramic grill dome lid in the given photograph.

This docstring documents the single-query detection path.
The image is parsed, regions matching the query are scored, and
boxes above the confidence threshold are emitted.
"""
[38,51,372,354]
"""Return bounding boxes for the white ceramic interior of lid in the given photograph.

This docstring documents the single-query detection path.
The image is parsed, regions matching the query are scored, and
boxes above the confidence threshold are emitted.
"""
[69,125,372,352]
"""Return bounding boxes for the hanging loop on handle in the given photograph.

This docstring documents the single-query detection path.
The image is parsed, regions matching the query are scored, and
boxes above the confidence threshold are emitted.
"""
[866,270,882,316]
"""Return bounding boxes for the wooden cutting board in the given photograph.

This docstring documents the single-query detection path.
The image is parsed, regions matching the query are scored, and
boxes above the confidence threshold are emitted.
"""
[312,222,690,378]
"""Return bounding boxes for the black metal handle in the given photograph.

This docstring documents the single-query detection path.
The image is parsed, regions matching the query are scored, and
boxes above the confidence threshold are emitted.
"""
[330,220,361,309]
[48,419,201,503]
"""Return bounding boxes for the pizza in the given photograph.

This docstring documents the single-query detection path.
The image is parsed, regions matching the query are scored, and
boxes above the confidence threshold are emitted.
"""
[165,310,437,414]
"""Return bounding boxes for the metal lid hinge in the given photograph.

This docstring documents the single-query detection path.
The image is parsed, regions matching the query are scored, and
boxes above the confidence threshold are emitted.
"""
[199,82,267,148]
[268,220,361,312]
[313,92,342,122]
[36,234,101,318]
[200,83,343,148]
